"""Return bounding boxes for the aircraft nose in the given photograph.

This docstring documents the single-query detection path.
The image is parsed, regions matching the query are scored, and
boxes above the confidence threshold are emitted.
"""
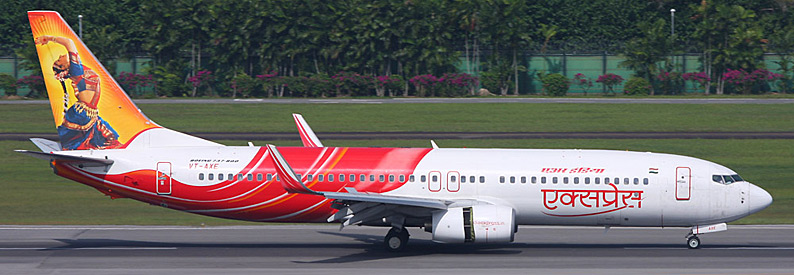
[747,183,773,215]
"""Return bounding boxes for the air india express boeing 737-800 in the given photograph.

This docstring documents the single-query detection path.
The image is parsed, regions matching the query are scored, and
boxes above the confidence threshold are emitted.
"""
[19,11,772,251]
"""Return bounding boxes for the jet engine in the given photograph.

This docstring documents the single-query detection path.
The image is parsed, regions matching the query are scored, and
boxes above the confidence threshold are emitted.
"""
[430,205,516,243]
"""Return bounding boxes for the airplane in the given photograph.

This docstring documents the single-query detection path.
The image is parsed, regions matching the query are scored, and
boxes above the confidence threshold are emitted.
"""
[19,10,773,252]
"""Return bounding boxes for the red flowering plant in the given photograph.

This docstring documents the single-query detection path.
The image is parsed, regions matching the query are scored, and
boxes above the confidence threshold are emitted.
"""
[409,74,439,97]
[596,73,624,95]
[331,71,374,96]
[681,72,710,93]
[187,70,215,96]
[117,72,154,98]
[437,73,478,97]
[723,69,783,94]
[374,75,405,97]
[572,73,593,95]
[656,70,684,95]
[16,75,45,98]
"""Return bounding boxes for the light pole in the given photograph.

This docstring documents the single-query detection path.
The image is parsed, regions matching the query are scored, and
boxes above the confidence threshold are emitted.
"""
[670,9,675,36]
[78,15,83,39]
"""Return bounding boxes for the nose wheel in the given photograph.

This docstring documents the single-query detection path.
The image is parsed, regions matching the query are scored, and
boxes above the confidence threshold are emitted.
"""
[686,234,700,249]
[384,227,409,252]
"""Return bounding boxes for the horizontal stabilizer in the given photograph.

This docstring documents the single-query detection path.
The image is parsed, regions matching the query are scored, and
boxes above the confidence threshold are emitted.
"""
[325,189,449,209]
[15,150,113,167]
[30,138,61,152]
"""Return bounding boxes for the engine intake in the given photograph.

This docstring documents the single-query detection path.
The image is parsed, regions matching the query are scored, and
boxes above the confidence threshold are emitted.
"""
[431,205,516,243]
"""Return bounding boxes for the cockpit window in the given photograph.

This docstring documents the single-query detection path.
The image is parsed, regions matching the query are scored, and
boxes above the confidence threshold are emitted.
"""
[713,174,744,185]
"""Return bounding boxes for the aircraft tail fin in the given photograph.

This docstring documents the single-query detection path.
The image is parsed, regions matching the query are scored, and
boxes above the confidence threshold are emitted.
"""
[27,11,217,150]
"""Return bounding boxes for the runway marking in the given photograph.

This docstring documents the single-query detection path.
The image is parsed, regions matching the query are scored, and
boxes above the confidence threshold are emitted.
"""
[0,247,177,250]
[625,247,794,250]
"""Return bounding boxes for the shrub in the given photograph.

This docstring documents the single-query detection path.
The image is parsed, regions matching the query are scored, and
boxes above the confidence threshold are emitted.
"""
[723,69,783,94]
[409,74,439,97]
[656,70,684,95]
[437,73,478,97]
[596,73,624,95]
[540,73,569,96]
[331,71,374,96]
[0,73,17,96]
[375,75,405,97]
[117,72,154,98]
[230,72,258,98]
[572,73,593,95]
[682,72,710,93]
[187,70,215,96]
[624,77,651,95]
[16,75,45,98]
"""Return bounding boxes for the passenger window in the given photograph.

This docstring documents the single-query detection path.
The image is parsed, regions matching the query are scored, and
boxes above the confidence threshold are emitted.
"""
[247,174,253,181]
[521,176,526,184]
[479,176,485,183]
[633,178,639,185]
[307,174,313,181]
[409,175,415,182]
[585,177,591,184]
[553,177,558,184]
[257,173,263,181]
[238,173,243,181]
[208,173,214,180]
[389,175,395,182]
[380,175,386,182]
[370,175,376,182]
[614,178,619,185]
[604,178,610,184]
[318,174,324,182]
[296,174,302,180]
[594,177,599,184]
[499,176,505,184]
[276,175,280,181]
[450,175,456,183]
[228,173,234,181]
[563,177,569,184]
[470,176,476,183]
[643,178,649,185]
[531,176,537,184]
[360,174,366,182]
[421,175,427,182]
[218,173,224,180]
[541,177,547,184]
[623,178,629,185]
[574,177,579,184]
[509,176,515,184]
[350,174,355,181]
[267,173,273,181]
[198,173,204,180]
[430,175,437,182]
[328,174,334,182]
[461,176,467,183]
[339,174,345,182]
[399,175,405,182]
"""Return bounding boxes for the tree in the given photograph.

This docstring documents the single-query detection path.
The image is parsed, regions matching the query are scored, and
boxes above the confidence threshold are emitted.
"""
[619,18,672,95]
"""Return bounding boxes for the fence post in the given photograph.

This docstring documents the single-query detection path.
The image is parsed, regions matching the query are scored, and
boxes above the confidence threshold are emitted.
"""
[562,52,567,77]
[602,51,607,94]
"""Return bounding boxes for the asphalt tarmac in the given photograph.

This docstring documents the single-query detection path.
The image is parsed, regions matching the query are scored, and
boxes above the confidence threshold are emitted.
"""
[2,225,793,274]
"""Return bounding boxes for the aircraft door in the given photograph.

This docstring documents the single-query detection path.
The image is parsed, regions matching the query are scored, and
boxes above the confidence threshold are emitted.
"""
[675,167,691,200]
[428,171,442,192]
[447,171,460,192]
[156,162,172,195]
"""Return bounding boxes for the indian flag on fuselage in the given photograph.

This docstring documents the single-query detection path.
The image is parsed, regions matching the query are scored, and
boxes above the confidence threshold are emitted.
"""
[649,168,659,174]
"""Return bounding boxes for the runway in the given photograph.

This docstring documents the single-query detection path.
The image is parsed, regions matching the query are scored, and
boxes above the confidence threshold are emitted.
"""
[2,225,793,274]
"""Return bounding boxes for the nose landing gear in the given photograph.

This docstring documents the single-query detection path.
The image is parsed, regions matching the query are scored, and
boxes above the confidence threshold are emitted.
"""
[686,234,701,249]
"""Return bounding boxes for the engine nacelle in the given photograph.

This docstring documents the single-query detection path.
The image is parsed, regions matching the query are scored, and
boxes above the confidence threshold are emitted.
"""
[431,205,516,244]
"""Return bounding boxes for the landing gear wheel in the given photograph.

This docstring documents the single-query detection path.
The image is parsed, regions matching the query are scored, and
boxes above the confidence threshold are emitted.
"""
[687,235,701,249]
[384,227,409,252]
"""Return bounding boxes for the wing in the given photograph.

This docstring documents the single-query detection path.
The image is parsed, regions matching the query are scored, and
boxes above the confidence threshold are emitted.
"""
[292,114,324,147]
[266,144,459,228]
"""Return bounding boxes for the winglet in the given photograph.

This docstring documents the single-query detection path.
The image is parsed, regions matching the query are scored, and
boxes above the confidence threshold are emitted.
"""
[293,114,324,147]
[265,144,323,195]
[430,140,438,149]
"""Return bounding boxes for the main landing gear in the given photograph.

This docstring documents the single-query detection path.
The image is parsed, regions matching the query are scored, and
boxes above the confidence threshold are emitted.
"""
[384,227,409,252]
